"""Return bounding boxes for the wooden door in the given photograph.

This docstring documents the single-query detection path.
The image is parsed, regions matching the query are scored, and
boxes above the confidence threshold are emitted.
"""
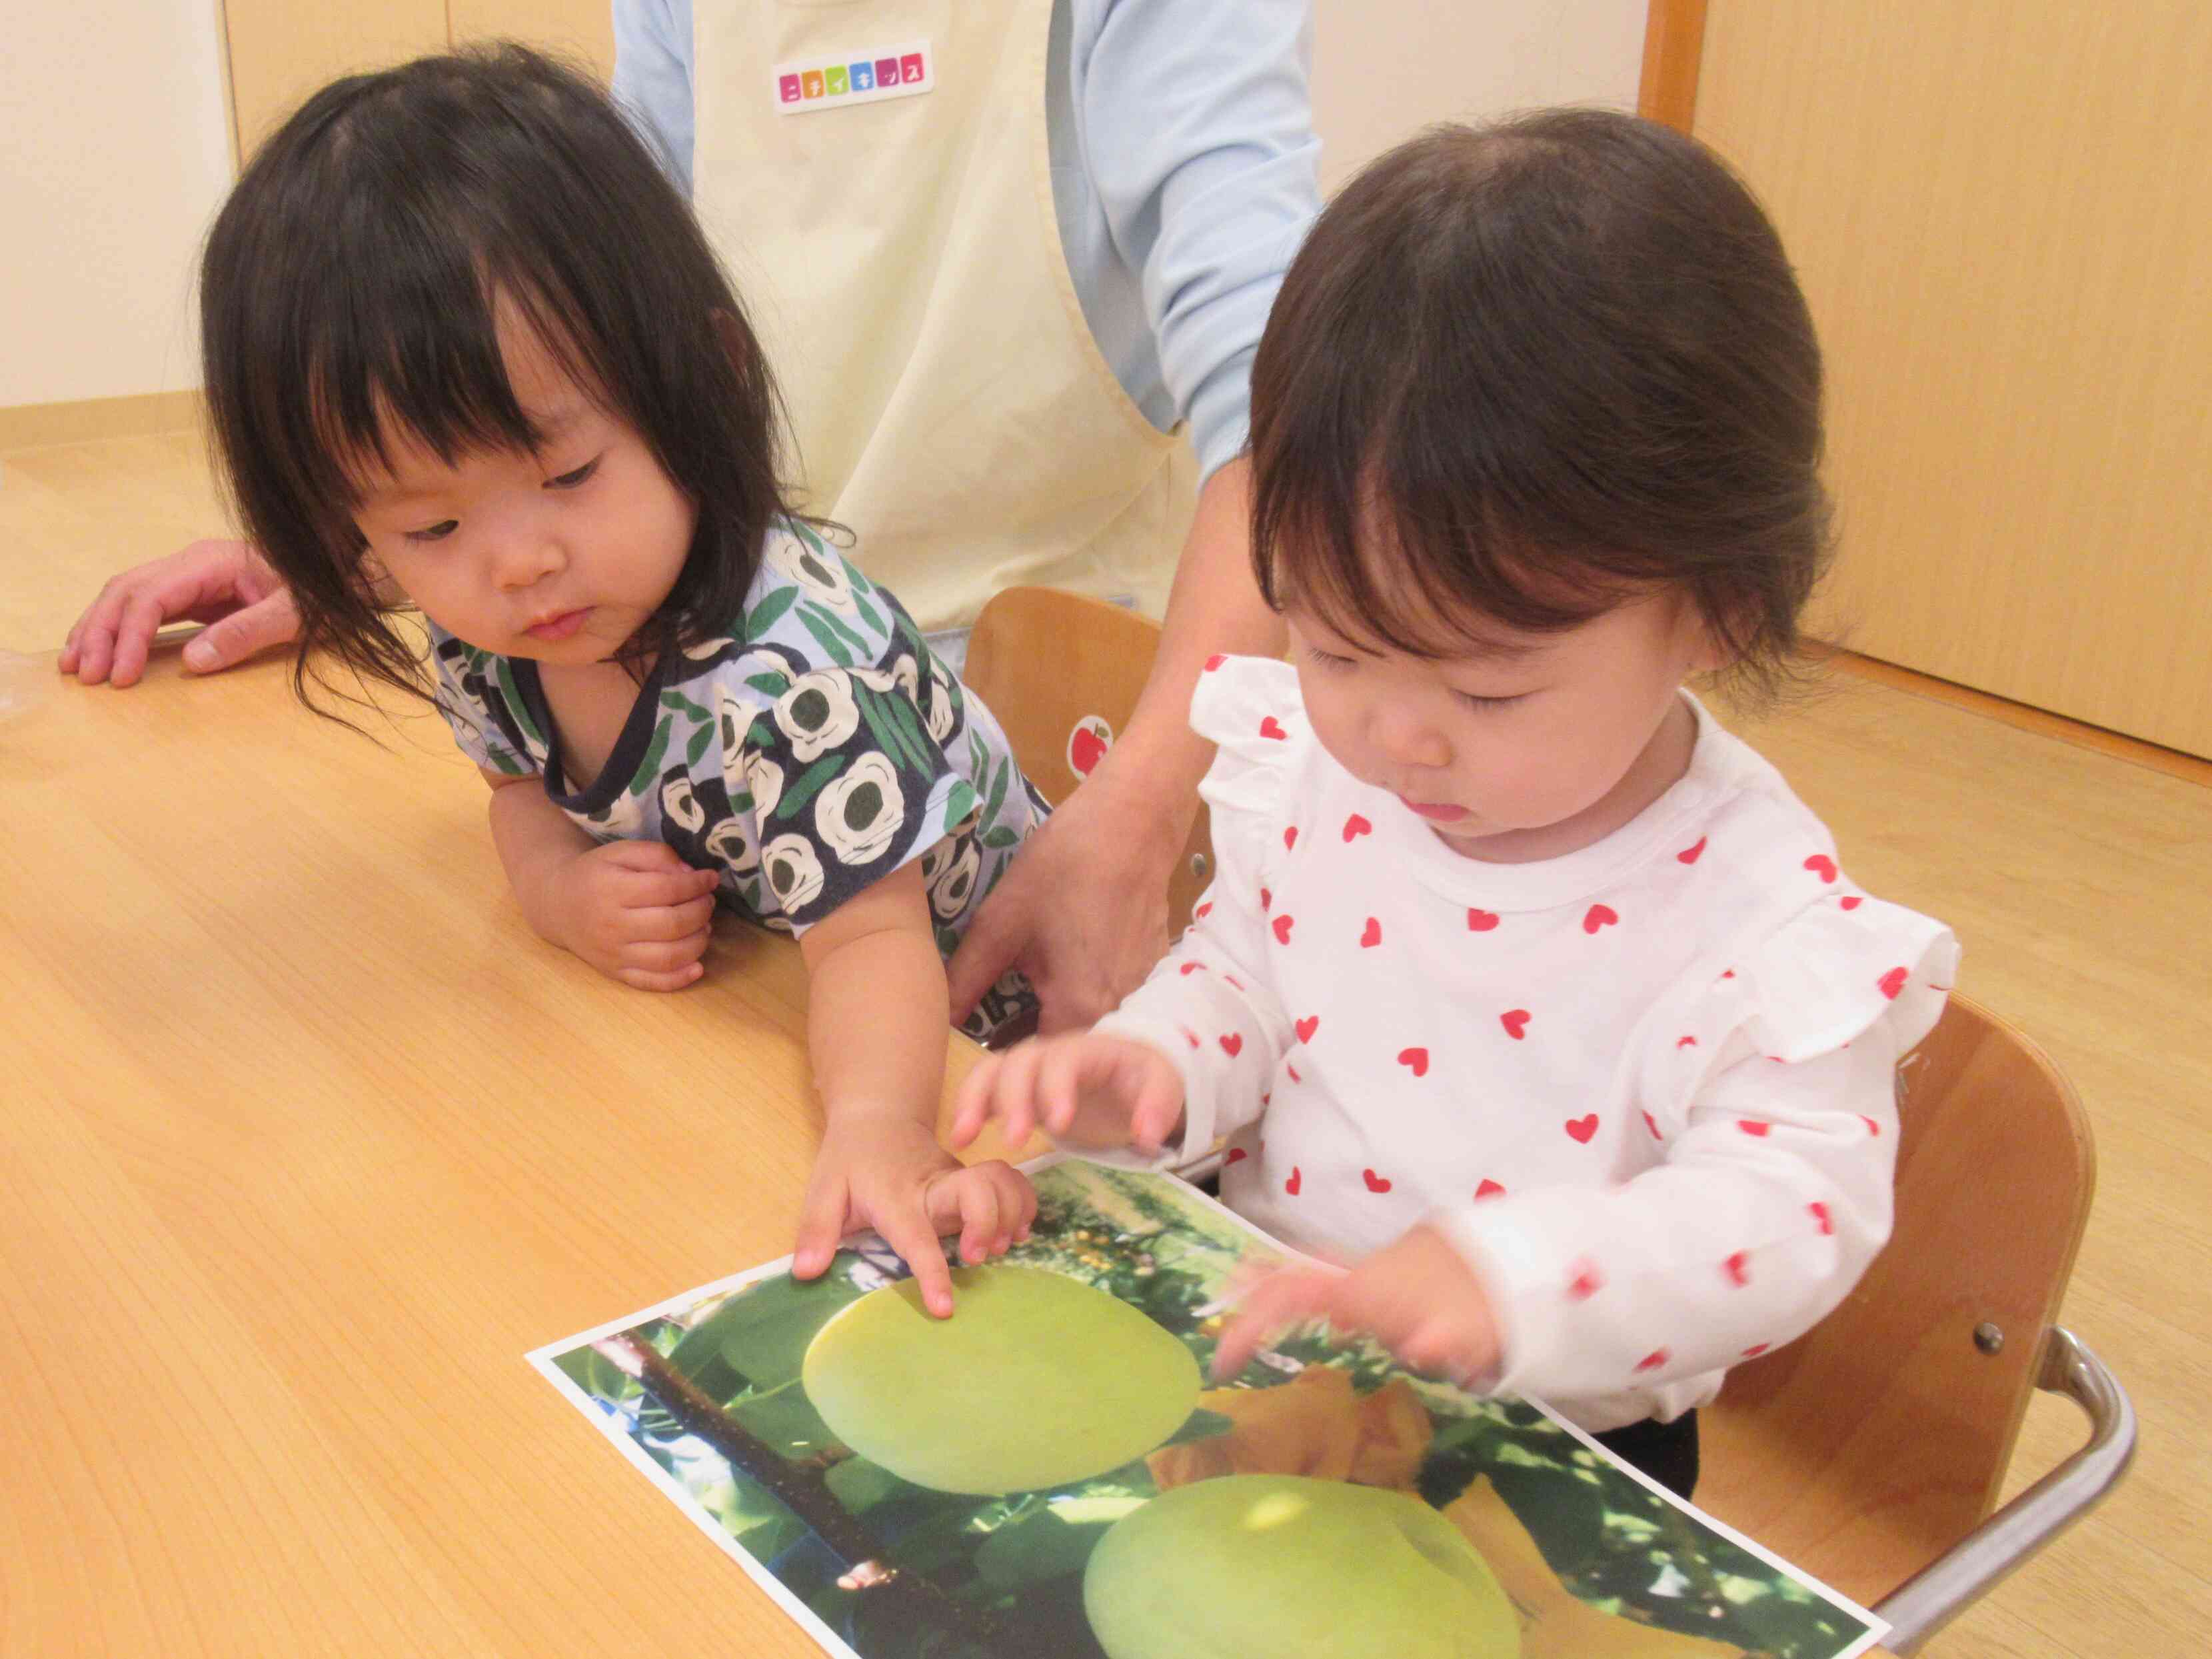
[1691,2,2212,759]
[224,1,615,161]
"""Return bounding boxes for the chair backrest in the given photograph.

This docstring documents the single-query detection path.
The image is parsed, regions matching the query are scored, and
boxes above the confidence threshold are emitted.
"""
[1695,992,2096,1606]
[962,587,1215,932]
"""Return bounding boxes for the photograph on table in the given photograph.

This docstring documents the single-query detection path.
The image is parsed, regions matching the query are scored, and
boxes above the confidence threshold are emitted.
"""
[531,1156,1886,1659]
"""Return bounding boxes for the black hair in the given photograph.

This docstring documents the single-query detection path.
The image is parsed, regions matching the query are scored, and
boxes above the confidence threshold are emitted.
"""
[1248,109,1832,704]
[199,43,796,715]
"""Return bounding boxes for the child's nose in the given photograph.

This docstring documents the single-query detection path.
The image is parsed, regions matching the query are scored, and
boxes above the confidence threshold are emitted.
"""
[1373,705,1452,771]
[492,528,565,590]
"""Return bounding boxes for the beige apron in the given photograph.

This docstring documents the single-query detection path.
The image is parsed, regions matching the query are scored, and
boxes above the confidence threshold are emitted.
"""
[692,0,1196,634]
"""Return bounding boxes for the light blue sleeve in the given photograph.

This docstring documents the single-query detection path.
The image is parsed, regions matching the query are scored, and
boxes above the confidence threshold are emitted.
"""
[1070,0,1322,479]
[610,0,696,195]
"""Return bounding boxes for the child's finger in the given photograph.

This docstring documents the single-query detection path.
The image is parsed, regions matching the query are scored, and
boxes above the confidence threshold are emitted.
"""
[1210,1270,1337,1380]
[790,1178,852,1281]
[627,894,718,941]
[986,1160,1038,1251]
[622,931,712,974]
[1124,1054,1185,1155]
[616,960,706,992]
[873,1203,958,1319]
[950,1174,1002,1266]
[948,1055,1003,1149]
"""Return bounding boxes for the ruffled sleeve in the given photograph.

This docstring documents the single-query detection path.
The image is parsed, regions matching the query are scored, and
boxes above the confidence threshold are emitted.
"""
[1188,653,1309,882]
[1643,894,1959,1136]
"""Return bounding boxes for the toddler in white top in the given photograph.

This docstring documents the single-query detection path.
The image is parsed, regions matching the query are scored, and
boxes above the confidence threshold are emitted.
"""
[954,111,1957,1458]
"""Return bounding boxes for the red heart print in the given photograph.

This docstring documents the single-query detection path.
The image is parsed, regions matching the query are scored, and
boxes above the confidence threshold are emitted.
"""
[1741,1342,1771,1358]
[1809,1202,1834,1236]
[1294,1016,1319,1043]
[1475,1179,1506,1200]
[1360,916,1383,948]
[1196,902,1214,919]
[1634,1349,1671,1373]
[1259,717,1288,741]
[1500,1009,1531,1040]
[1566,1260,1604,1300]
[1565,1114,1600,1144]
[1840,894,1863,910]
[1397,1047,1429,1077]
[1284,1166,1302,1196]
[1219,1033,1244,1057]
[1721,968,1735,980]
[1284,826,1298,850]
[1860,1115,1881,1137]
[1068,723,1110,777]
[1204,653,1226,672]
[1583,903,1620,934]
[1737,1118,1771,1137]
[1642,1110,1663,1140]
[1677,835,1707,864]
[1179,960,1206,975]
[1224,1146,1248,1164]
[1343,813,1373,842]
[1723,1251,1750,1287]
[1286,1062,1302,1084]
[1878,966,1908,1000]
[1362,1168,1392,1193]
[1272,914,1294,944]
[1467,908,1500,932]
[1804,853,1839,883]
[1260,886,1272,910]
[1675,1034,1697,1048]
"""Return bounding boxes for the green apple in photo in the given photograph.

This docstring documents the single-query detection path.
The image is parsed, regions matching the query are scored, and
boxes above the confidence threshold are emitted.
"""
[801,1264,1201,1495]
[1084,1474,1522,1659]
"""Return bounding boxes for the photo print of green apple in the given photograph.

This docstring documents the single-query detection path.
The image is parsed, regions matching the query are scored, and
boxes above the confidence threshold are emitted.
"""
[531,1157,1887,1659]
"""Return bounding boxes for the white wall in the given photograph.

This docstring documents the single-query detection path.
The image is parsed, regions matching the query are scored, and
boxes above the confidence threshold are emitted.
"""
[1312,0,1647,191]
[0,0,235,407]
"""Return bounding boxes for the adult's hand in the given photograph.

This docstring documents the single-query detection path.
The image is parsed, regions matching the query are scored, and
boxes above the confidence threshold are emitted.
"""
[59,539,299,687]
[946,737,1186,1032]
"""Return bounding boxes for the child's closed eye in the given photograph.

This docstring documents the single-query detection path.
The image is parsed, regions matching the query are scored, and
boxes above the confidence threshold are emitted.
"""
[405,519,460,544]
[1302,645,1356,673]
[1452,690,1528,712]
[545,456,601,489]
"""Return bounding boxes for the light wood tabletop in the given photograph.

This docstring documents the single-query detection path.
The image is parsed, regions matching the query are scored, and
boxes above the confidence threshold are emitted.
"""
[0,643,1018,1655]
[1,643,1900,1658]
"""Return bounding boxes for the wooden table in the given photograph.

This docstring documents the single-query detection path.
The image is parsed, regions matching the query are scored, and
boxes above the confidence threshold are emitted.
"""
[0,646,1898,1658]
[0,645,1015,1655]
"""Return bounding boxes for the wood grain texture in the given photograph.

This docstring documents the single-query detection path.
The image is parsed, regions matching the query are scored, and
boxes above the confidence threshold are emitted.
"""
[1636,0,1707,131]
[446,0,616,80]
[221,0,448,157]
[1696,1,2212,759]
[0,649,1023,1656]
[1700,996,2093,1606]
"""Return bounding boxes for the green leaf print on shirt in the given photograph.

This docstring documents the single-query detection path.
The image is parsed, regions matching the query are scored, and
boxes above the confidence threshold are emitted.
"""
[661,689,712,724]
[628,713,674,795]
[793,605,854,669]
[744,585,800,639]
[942,781,978,832]
[686,723,715,769]
[776,754,846,822]
[745,671,792,700]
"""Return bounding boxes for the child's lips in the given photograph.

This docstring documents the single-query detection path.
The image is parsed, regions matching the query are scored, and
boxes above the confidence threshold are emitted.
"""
[525,607,591,641]
[1400,797,1470,823]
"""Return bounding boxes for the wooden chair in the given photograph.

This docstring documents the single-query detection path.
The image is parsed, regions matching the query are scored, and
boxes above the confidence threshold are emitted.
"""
[962,587,1216,932]
[1697,992,2134,1653]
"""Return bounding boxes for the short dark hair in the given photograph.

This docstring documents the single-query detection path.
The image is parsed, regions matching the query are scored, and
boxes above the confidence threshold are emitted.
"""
[1249,109,1831,703]
[199,44,794,715]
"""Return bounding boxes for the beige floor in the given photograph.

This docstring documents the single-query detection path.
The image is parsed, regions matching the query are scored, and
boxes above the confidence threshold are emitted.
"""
[5,425,2209,1657]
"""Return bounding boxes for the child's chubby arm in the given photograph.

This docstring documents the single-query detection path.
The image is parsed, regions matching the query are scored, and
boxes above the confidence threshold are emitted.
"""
[483,769,722,990]
[792,859,1038,1318]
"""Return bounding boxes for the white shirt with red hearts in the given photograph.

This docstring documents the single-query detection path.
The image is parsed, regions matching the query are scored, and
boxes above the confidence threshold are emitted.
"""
[1093,655,1958,1433]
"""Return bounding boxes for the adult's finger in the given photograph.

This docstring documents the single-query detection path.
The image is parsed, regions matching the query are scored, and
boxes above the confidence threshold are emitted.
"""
[180,589,300,674]
[948,1054,1006,1149]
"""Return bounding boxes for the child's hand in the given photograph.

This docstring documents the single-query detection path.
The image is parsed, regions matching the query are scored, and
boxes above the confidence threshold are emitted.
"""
[552,840,721,990]
[949,1032,1187,1157]
[1210,1224,1504,1386]
[792,1114,1037,1318]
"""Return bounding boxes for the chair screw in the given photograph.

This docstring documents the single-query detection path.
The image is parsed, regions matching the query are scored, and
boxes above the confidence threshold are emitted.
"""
[1974,1322,2005,1355]
[1190,853,1209,880]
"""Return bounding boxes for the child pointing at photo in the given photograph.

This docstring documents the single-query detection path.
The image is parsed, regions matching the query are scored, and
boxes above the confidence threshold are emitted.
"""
[956,110,1957,1495]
